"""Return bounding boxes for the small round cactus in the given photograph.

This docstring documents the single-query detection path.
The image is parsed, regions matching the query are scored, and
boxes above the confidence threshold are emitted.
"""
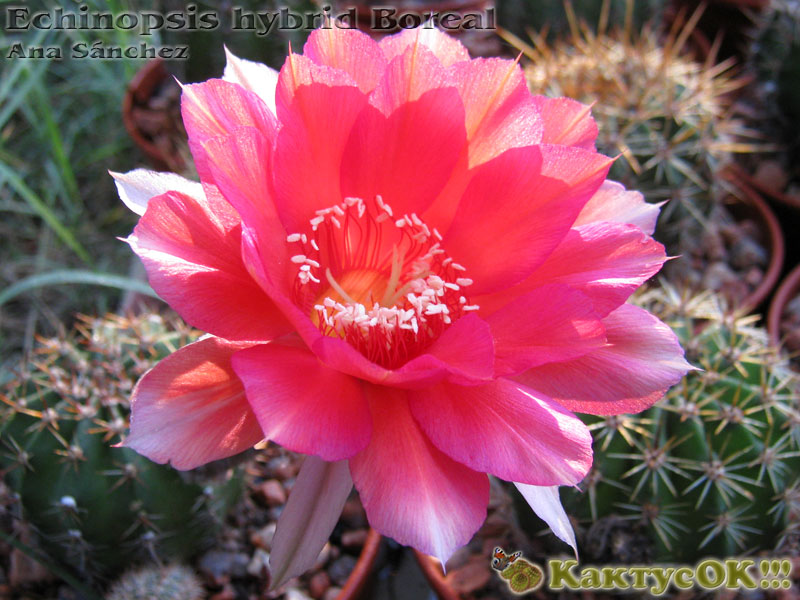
[105,563,204,600]
[0,313,243,583]
[510,11,767,261]
[563,285,800,562]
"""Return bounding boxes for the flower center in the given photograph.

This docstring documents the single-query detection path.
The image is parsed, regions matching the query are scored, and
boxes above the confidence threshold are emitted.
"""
[287,196,478,368]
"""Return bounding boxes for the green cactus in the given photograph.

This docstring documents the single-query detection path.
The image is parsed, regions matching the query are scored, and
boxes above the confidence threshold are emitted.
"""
[0,313,243,583]
[749,1,800,163]
[509,10,767,261]
[563,285,800,562]
[105,563,204,600]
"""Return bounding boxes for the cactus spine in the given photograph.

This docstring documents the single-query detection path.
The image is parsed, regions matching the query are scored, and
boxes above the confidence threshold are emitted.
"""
[564,286,800,561]
[0,313,243,583]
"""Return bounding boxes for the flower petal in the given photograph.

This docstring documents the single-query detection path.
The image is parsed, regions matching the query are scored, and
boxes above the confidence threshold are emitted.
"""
[272,53,368,234]
[303,26,387,93]
[368,39,455,116]
[350,386,488,564]
[223,46,279,115]
[451,58,543,167]
[110,169,204,216]
[478,221,666,317]
[200,127,295,300]
[409,379,592,486]
[575,180,662,234]
[485,284,606,376]
[181,78,277,181]
[311,313,493,389]
[340,87,466,222]
[232,342,370,460]
[123,336,262,470]
[516,304,693,415]
[129,188,289,341]
[443,144,612,294]
[379,25,470,67]
[531,95,598,150]
[514,484,578,557]
[270,456,353,589]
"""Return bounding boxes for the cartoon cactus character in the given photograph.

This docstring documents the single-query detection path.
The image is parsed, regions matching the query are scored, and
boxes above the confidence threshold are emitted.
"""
[504,5,768,264]
[105,563,204,600]
[562,285,800,562]
[491,547,544,593]
[0,313,243,583]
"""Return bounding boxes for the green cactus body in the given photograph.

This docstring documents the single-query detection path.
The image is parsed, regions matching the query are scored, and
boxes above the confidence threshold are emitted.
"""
[513,13,766,266]
[564,286,800,562]
[0,314,242,582]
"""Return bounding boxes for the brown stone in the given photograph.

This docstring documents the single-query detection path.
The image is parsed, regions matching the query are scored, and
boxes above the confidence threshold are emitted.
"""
[340,528,368,550]
[209,585,236,600]
[445,555,492,594]
[256,479,287,507]
[308,571,331,599]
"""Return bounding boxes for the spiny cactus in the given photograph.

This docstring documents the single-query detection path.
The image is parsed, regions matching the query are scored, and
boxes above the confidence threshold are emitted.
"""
[105,563,204,600]
[0,313,243,583]
[506,9,767,260]
[563,285,800,562]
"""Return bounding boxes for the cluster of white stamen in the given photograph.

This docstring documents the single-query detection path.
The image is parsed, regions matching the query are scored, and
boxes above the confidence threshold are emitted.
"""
[286,195,479,364]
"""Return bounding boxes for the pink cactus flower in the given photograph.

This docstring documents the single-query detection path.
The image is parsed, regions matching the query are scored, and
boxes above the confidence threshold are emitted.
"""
[112,24,690,584]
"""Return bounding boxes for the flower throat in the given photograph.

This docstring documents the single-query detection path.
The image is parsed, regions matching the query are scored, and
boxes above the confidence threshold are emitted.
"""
[287,195,478,368]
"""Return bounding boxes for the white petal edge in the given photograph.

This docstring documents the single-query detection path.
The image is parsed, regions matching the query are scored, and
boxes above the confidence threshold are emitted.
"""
[110,168,204,216]
[223,46,279,116]
[514,483,578,558]
[269,455,352,590]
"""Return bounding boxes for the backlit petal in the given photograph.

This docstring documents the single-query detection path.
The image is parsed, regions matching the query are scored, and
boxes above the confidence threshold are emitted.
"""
[531,95,597,150]
[232,343,370,460]
[111,169,204,216]
[444,144,612,294]
[486,284,606,376]
[303,26,387,93]
[575,180,662,234]
[223,46,279,114]
[379,25,470,67]
[129,188,289,341]
[124,337,262,470]
[514,484,578,556]
[350,386,488,564]
[410,379,592,486]
[516,304,692,415]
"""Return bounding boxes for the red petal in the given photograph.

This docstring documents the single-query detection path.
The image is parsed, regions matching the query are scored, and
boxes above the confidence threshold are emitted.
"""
[232,343,371,460]
[574,180,661,234]
[181,79,277,181]
[516,304,692,415]
[410,379,592,486]
[340,87,466,222]
[478,221,666,317]
[200,128,295,299]
[129,189,289,341]
[486,284,606,376]
[350,386,488,564]
[310,313,493,389]
[124,337,262,470]
[379,26,470,67]
[272,54,368,234]
[531,95,598,149]
[443,144,612,294]
[303,26,387,93]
